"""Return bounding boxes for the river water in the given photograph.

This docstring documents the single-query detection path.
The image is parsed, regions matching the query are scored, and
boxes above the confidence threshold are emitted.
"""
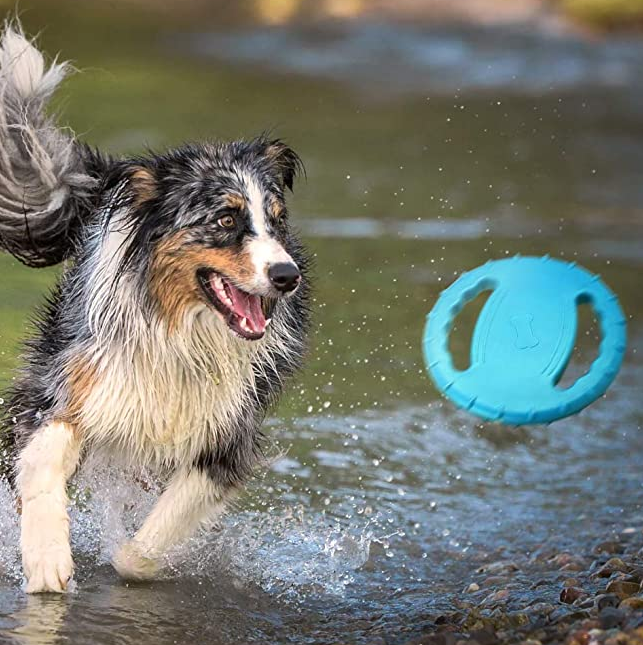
[0,4,641,643]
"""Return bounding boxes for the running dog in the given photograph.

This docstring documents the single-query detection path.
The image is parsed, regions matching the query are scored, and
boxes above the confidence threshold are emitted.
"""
[0,23,310,593]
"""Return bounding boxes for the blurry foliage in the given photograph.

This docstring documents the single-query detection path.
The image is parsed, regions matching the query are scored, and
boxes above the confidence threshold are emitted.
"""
[562,0,643,27]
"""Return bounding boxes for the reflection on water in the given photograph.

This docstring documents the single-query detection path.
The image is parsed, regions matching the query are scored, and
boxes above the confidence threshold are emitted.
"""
[186,22,643,95]
[10,597,68,645]
[0,1,641,643]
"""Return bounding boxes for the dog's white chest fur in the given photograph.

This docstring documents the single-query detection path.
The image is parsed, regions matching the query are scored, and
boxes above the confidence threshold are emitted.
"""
[73,311,261,468]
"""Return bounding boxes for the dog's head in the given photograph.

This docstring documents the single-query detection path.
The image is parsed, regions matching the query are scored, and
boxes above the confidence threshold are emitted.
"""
[109,137,305,341]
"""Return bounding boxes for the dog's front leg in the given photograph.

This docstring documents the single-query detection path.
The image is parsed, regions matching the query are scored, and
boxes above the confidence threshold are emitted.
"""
[112,468,226,581]
[17,420,81,593]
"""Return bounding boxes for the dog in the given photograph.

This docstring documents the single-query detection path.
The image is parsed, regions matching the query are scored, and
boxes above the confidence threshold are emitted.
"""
[0,22,311,593]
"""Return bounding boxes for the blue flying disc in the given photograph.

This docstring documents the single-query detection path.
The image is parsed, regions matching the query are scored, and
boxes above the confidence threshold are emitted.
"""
[423,256,626,425]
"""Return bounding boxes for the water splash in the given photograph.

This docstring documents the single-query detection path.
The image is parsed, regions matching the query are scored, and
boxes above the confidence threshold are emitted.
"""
[179,507,373,600]
[0,478,20,582]
[0,459,372,601]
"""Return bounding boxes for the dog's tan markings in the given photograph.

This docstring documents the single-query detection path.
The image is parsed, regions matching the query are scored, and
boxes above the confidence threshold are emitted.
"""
[150,231,256,332]
[268,196,284,220]
[223,193,246,212]
[130,167,157,207]
[64,355,99,427]
[149,232,200,333]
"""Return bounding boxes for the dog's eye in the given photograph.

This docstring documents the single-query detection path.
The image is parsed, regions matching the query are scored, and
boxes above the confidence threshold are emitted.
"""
[217,215,235,229]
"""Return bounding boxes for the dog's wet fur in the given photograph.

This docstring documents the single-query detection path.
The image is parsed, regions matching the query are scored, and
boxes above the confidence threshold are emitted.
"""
[0,22,310,592]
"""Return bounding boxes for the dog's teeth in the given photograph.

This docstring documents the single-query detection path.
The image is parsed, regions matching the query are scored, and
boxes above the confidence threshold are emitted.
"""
[265,318,272,327]
[214,276,224,291]
[240,318,250,332]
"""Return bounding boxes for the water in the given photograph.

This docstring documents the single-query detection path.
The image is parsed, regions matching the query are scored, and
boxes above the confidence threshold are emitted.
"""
[0,2,642,643]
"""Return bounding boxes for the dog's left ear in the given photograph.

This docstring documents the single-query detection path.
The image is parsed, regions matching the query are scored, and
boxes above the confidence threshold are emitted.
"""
[263,139,304,192]
[129,166,158,207]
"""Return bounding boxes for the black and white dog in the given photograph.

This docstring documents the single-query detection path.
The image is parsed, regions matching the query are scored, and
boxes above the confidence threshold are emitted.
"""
[0,23,310,593]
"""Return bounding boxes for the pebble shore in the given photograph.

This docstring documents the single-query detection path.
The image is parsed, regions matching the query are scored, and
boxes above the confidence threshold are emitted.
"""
[407,527,643,645]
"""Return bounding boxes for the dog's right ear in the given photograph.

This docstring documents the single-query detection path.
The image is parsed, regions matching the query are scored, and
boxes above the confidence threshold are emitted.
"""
[263,139,304,192]
[129,167,157,207]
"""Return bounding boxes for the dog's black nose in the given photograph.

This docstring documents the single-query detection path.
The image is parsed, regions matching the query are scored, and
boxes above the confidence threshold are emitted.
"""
[268,263,301,293]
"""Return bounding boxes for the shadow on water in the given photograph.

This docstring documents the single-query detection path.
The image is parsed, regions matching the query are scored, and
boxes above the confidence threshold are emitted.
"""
[0,1,641,643]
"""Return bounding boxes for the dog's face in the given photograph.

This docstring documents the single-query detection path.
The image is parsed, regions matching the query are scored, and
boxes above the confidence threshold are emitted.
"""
[117,138,305,340]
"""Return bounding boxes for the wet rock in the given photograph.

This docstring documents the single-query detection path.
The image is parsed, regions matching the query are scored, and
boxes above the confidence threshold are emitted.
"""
[605,579,640,599]
[481,576,509,587]
[550,553,584,569]
[619,596,643,611]
[482,589,509,605]
[605,557,629,571]
[590,557,609,571]
[476,560,519,575]
[407,633,458,645]
[574,597,595,610]
[567,629,592,645]
[560,587,587,604]
[507,612,529,628]
[604,631,631,645]
[465,582,480,593]
[595,593,621,611]
[593,562,631,579]
[466,628,497,645]
[526,602,556,616]
[594,565,618,579]
[563,577,581,587]
[551,609,590,625]
[561,562,585,572]
[598,606,626,630]
[624,568,643,583]
[594,540,625,555]
[596,558,630,581]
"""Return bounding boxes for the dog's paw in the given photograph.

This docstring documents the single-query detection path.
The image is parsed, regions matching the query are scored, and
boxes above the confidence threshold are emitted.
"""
[21,498,74,594]
[23,544,74,594]
[112,541,161,581]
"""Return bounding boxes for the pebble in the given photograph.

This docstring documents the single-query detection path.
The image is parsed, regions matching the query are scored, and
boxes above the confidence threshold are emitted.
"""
[482,589,509,605]
[550,553,578,568]
[481,575,509,587]
[567,629,592,645]
[595,594,621,611]
[526,601,555,614]
[605,580,640,599]
[466,583,480,593]
[619,596,643,611]
[563,577,581,587]
[598,607,625,630]
[624,568,643,583]
[594,541,625,555]
[561,562,585,572]
[560,587,587,604]
[476,561,519,575]
[575,597,595,610]
[552,609,591,625]
[604,557,629,572]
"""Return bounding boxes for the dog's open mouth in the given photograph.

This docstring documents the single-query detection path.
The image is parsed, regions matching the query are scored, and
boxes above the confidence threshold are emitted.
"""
[197,269,272,341]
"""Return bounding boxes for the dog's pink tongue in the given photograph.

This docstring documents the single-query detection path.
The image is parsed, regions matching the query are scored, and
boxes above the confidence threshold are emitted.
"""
[228,283,266,333]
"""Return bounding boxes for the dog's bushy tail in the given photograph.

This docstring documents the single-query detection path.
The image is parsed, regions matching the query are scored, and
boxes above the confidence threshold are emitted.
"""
[0,22,102,267]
